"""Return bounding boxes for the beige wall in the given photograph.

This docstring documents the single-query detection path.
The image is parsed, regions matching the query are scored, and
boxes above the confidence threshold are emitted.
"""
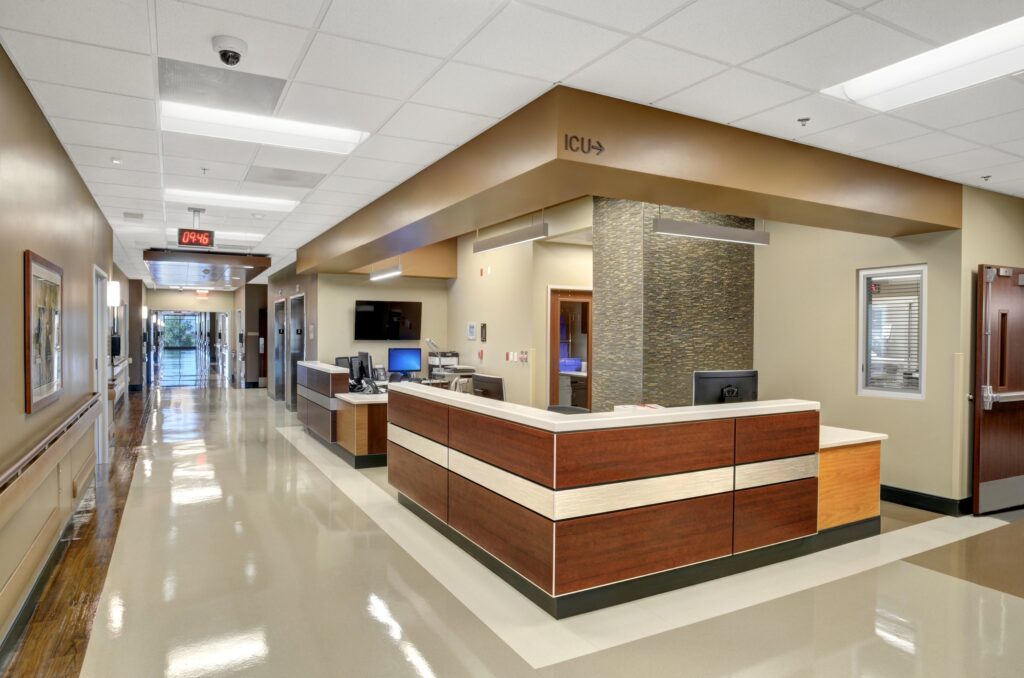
[0,43,111,638]
[754,220,965,499]
[447,199,593,406]
[317,274,448,375]
[146,289,234,313]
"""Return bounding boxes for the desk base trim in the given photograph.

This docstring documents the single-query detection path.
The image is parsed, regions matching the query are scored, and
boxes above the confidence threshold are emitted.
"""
[399,490,880,619]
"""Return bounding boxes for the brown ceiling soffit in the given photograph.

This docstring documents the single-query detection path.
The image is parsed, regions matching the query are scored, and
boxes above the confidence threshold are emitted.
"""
[298,86,962,274]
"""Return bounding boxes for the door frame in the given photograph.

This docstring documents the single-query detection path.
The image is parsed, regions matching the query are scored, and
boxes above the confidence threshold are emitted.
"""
[548,287,593,409]
[286,293,306,410]
[273,298,286,400]
[92,265,110,463]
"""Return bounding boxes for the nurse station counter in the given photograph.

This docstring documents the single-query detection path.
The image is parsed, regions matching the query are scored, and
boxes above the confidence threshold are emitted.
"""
[386,383,885,618]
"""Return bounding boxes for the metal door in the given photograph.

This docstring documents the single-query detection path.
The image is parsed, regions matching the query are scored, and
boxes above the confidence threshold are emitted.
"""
[973,264,1024,513]
[287,295,305,410]
[273,300,285,400]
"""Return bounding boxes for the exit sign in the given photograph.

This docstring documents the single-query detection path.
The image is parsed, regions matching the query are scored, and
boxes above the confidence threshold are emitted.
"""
[178,228,214,248]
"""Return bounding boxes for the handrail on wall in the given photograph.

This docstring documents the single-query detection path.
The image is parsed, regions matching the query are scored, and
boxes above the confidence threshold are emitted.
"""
[0,393,101,493]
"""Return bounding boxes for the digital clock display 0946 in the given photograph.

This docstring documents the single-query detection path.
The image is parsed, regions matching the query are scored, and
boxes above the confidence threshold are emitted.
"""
[178,228,214,247]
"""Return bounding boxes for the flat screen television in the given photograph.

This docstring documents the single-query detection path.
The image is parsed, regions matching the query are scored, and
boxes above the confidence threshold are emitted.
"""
[354,300,422,340]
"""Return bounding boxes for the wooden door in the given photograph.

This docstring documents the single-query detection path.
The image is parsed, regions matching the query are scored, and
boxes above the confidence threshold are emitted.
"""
[974,264,1024,514]
[549,290,593,410]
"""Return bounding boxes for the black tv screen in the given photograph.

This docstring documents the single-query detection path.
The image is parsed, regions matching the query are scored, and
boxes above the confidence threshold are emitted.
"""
[354,300,422,340]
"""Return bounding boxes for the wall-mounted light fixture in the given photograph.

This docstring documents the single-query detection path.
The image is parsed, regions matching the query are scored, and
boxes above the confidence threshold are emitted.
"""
[141,304,149,320]
[369,263,402,281]
[473,221,549,254]
[652,218,770,246]
[107,280,121,307]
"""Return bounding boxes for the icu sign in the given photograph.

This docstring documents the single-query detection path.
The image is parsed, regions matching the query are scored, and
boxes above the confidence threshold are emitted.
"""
[564,134,605,156]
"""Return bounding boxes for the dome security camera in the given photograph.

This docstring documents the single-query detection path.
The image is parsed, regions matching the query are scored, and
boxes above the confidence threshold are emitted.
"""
[212,35,247,67]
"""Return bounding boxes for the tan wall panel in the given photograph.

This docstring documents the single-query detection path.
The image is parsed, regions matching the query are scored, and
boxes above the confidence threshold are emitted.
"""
[351,239,458,278]
[146,289,234,313]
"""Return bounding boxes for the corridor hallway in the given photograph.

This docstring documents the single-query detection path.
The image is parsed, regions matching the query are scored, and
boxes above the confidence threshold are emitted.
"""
[0,387,1017,677]
[153,348,227,390]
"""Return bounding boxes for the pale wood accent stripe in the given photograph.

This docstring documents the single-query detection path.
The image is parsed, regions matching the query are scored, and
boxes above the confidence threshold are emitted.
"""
[735,454,818,491]
[387,423,447,467]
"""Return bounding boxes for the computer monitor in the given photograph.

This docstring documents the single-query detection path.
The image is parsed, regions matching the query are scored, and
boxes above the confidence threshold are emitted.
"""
[388,347,422,377]
[335,356,350,369]
[692,370,758,406]
[358,351,373,379]
[348,355,367,382]
[472,374,505,401]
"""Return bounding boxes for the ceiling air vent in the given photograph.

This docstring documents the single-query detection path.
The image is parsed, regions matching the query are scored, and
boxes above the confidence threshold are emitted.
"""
[123,211,144,220]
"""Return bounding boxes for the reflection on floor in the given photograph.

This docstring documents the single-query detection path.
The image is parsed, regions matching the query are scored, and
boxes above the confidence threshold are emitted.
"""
[63,388,1023,678]
[154,348,226,389]
[880,500,943,533]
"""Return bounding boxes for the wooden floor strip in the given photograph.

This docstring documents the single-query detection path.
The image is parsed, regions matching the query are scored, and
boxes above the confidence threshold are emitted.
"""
[0,389,154,678]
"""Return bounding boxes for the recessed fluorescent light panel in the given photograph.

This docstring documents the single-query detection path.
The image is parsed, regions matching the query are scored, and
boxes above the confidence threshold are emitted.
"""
[160,101,369,154]
[369,264,402,281]
[473,222,549,254]
[164,188,297,212]
[653,218,770,246]
[822,16,1024,111]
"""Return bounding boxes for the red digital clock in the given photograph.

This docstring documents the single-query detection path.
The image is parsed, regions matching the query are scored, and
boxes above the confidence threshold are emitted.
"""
[178,228,215,248]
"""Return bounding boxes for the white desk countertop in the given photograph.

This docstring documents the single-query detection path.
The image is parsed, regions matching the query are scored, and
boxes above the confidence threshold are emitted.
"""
[336,392,388,405]
[297,360,349,375]
[559,371,588,378]
[388,382,819,433]
[819,425,888,449]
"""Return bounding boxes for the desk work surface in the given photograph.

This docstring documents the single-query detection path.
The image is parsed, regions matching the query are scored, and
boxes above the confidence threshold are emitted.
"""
[820,425,888,449]
[296,360,349,374]
[337,392,388,405]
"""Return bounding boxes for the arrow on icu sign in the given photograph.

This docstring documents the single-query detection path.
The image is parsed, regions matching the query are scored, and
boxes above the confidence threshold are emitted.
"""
[564,134,605,156]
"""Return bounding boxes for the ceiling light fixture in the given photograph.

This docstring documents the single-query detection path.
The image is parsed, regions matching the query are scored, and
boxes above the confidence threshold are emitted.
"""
[369,263,402,281]
[164,188,297,212]
[652,218,770,246]
[111,157,122,165]
[473,221,549,254]
[160,101,369,155]
[822,16,1024,111]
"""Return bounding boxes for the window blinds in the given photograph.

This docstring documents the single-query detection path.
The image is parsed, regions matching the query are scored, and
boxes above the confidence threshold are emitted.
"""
[864,271,922,392]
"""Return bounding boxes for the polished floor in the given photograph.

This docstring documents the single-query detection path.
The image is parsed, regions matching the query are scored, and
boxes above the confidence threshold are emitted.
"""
[154,348,227,389]
[61,387,1024,677]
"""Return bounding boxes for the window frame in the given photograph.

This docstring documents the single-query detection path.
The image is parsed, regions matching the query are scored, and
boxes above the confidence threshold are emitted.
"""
[857,264,927,400]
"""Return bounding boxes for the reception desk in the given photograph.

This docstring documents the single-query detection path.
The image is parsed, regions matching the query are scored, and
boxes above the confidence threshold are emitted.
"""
[386,383,884,617]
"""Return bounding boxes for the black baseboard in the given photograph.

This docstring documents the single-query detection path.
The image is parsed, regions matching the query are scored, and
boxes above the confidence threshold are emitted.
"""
[243,381,260,389]
[128,384,143,392]
[305,427,387,469]
[0,521,72,673]
[397,493,881,619]
[881,485,972,516]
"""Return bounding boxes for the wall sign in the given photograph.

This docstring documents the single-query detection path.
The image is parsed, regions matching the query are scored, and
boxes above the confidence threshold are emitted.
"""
[564,134,605,156]
[178,228,214,248]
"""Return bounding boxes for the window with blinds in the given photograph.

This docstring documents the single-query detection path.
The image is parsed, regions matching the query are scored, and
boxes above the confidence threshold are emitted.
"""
[858,265,926,398]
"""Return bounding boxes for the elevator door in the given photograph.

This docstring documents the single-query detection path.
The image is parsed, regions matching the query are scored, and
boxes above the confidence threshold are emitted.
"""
[287,295,305,410]
[274,300,285,400]
[974,264,1024,514]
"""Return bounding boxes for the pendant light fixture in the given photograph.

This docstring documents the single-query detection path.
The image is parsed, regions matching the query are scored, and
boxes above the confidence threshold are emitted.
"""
[652,218,770,246]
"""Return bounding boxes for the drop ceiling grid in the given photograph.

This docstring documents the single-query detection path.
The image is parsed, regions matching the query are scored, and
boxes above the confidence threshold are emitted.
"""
[3,0,1024,287]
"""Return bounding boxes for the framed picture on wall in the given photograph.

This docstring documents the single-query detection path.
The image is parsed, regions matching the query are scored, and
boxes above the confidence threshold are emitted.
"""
[24,250,63,413]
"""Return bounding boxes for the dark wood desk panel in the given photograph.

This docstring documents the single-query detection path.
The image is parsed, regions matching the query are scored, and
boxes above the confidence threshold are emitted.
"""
[388,391,449,445]
[734,477,818,553]
[555,419,735,488]
[305,398,335,443]
[389,442,447,521]
[554,492,733,594]
[735,411,819,464]
[448,409,554,486]
[448,473,554,593]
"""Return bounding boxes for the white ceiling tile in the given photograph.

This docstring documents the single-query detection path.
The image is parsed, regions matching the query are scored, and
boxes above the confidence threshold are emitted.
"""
[646,0,847,65]
[950,109,1024,146]
[905,147,1019,176]
[455,3,625,81]
[951,160,1024,185]
[87,183,164,201]
[277,213,334,226]
[378,103,497,145]
[522,0,685,33]
[566,39,725,104]
[252,146,345,174]
[235,182,311,201]
[292,202,354,217]
[321,0,502,57]
[183,0,324,27]
[52,118,160,153]
[892,78,1024,130]
[866,0,1024,44]
[0,30,154,97]
[296,34,442,99]
[79,166,163,188]
[277,82,400,131]
[854,133,979,166]
[94,196,165,212]
[154,0,310,79]
[305,190,373,208]
[66,145,161,172]
[0,0,151,52]
[319,175,397,196]
[995,137,1024,156]
[163,175,242,194]
[335,156,425,182]
[162,156,249,181]
[732,94,874,139]
[351,135,455,165]
[745,15,930,90]
[28,81,156,129]
[656,69,806,123]
[411,62,550,117]
[161,131,258,165]
[799,115,930,153]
